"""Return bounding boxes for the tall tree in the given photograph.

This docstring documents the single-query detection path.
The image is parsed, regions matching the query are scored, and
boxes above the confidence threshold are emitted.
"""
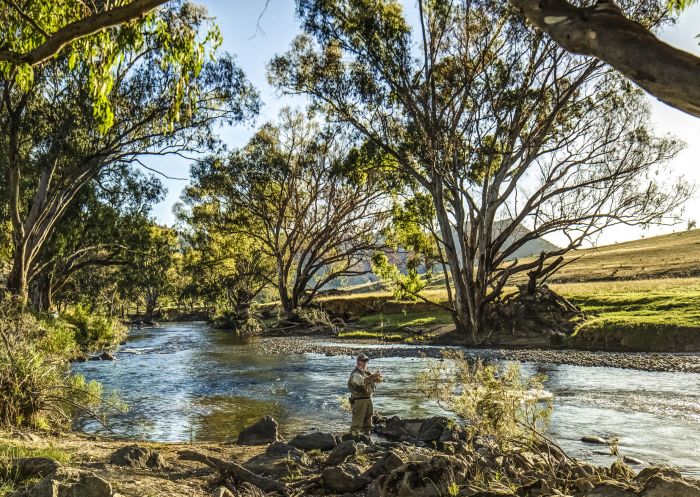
[270,0,689,339]
[184,110,388,320]
[119,224,179,321]
[30,165,164,313]
[0,3,258,307]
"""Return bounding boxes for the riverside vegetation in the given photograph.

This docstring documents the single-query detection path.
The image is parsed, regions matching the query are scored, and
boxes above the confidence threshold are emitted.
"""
[2,352,700,497]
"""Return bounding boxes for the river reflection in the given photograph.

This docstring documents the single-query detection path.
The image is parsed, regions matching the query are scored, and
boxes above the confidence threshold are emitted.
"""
[73,322,700,476]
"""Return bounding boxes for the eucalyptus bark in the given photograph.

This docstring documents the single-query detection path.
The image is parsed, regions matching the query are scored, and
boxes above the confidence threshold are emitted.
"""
[509,0,700,118]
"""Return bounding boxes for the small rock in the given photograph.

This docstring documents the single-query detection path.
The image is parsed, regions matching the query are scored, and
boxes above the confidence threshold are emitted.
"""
[326,441,357,466]
[321,463,370,493]
[244,443,308,479]
[610,460,636,480]
[109,445,167,470]
[212,487,234,497]
[581,435,609,445]
[237,416,281,446]
[623,455,646,466]
[289,431,337,451]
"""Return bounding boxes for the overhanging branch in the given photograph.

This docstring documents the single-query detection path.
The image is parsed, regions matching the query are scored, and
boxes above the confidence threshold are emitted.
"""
[509,0,700,117]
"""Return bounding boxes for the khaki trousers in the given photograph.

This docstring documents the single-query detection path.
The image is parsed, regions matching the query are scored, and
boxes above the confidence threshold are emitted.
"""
[350,398,373,435]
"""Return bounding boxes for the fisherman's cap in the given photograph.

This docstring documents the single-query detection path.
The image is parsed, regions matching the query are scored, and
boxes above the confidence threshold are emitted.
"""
[357,353,370,362]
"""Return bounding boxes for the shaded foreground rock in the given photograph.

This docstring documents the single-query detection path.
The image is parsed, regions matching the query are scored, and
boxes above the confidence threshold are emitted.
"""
[237,416,281,446]
[109,444,167,469]
[321,463,370,493]
[11,467,113,497]
[288,431,337,451]
[243,442,308,478]
[326,440,357,466]
[8,458,61,480]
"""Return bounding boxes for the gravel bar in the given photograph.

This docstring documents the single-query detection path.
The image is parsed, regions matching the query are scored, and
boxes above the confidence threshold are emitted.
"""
[256,336,700,373]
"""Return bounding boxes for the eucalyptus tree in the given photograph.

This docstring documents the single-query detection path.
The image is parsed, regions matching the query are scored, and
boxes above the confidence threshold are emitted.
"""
[30,166,164,313]
[118,224,180,321]
[0,3,258,307]
[177,217,275,325]
[184,110,389,320]
[270,0,690,339]
[509,0,700,118]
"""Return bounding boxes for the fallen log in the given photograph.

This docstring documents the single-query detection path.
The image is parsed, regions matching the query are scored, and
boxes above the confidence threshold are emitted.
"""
[178,449,288,495]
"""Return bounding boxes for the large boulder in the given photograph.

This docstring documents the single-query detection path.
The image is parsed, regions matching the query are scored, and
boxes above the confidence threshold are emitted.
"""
[289,431,337,451]
[326,440,357,466]
[321,463,370,493]
[379,455,469,497]
[10,458,61,479]
[584,483,637,497]
[237,416,281,446]
[13,467,112,497]
[634,466,683,486]
[373,416,466,444]
[109,445,167,470]
[639,475,700,497]
[244,442,308,479]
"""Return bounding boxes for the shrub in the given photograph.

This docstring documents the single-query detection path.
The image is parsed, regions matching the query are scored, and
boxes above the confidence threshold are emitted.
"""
[0,300,104,430]
[418,350,552,446]
[61,305,126,351]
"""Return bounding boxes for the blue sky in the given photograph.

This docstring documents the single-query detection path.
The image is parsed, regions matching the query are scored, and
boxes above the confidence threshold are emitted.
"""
[146,0,700,245]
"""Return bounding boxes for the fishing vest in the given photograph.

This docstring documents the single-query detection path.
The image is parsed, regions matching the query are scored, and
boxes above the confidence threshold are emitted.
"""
[347,366,374,399]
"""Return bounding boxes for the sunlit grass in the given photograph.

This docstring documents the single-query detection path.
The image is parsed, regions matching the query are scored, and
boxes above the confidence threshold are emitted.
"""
[0,441,71,497]
[336,330,404,341]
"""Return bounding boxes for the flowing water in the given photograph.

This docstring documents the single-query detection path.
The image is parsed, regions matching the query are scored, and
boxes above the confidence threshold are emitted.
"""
[73,322,700,476]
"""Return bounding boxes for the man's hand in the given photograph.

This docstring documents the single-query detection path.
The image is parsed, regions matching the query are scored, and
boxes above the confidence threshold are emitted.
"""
[370,370,384,383]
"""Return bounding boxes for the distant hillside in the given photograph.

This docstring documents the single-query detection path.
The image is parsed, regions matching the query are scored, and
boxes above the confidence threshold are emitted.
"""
[492,220,560,260]
[538,229,700,283]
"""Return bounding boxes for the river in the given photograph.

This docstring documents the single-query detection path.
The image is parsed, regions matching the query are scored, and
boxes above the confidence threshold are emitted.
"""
[73,321,700,476]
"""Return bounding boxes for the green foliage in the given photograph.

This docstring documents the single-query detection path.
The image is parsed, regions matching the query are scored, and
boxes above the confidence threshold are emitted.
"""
[669,0,698,11]
[0,301,104,430]
[372,253,427,300]
[418,351,552,445]
[0,1,225,134]
[60,306,127,352]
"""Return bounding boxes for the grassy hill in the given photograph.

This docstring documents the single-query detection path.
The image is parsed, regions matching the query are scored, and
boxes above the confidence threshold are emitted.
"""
[542,228,700,282]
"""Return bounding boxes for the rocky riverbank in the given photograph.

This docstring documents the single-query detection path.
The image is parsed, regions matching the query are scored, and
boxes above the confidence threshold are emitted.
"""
[255,336,700,373]
[2,414,699,497]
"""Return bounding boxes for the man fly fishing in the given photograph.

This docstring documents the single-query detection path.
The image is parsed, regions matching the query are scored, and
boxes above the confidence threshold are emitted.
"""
[347,354,383,436]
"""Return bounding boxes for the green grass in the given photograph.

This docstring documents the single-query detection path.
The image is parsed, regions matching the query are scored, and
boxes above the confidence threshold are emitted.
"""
[337,330,404,341]
[0,441,71,497]
[355,310,453,330]
[556,279,700,340]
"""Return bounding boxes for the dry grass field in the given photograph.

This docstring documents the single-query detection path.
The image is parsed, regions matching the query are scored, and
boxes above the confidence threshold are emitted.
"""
[535,228,700,282]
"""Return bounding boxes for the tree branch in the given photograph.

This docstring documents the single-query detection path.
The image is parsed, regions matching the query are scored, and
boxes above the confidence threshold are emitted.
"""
[509,0,700,117]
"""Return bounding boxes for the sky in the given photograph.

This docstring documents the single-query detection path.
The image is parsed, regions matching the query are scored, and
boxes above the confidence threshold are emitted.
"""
[145,0,700,246]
